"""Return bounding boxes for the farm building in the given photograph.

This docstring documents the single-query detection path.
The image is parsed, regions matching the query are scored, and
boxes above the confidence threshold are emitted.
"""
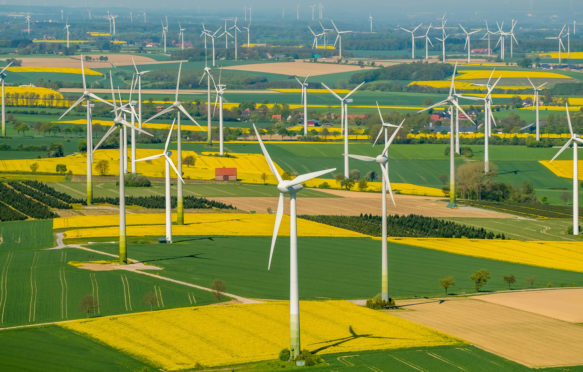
[215,168,237,181]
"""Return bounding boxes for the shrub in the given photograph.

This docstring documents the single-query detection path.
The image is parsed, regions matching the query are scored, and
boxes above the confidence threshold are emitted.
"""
[318,182,330,189]
[279,348,291,361]
[95,159,109,175]
[503,274,516,289]
[211,279,226,300]
[56,164,67,174]
[470,269,491,292]
[366,294,395,309]
[295,349,322,366]
[358,179,368,191]
[122,173,151,187]
[440,276,455,295]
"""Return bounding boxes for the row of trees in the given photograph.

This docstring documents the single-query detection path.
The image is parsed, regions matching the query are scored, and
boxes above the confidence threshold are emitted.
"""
[7,181,72,209]
[0,182,57,219]
[440,271,536,295]
[21,180,82,204]
[90,195,235,209]
[302,214,506,239]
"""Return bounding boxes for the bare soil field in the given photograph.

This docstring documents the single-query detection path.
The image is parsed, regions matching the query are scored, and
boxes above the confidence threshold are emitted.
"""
[390,295,583,368]
[223,60,375,77]
[18,55,184,68]
[74,261,162,271]
[478,288,583,323]
[213,190,513,218]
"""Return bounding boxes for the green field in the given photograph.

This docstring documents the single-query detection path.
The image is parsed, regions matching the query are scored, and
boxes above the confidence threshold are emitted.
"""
[82,236,583,300]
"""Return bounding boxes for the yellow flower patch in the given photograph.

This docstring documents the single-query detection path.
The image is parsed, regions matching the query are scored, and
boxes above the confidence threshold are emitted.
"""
[7,67,101,75]
[540,160,583,180]
[59,300,462,370]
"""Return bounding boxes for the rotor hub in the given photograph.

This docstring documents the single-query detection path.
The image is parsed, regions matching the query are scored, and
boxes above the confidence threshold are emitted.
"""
[277,181,303,194]
[376,154,388,164]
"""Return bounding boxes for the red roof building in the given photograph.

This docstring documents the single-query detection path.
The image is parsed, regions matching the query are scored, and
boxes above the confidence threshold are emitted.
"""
[215,168,237,181]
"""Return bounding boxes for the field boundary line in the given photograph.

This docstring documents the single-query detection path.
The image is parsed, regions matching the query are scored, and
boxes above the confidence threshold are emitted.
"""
[426,351,467,371]
[0,251,14,325]
[120,274,129,311]
[28,252,39,323]
[389,355,427,372]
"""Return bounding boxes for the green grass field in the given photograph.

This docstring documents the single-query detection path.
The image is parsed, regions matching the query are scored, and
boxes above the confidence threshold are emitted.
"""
[83,236,583,300]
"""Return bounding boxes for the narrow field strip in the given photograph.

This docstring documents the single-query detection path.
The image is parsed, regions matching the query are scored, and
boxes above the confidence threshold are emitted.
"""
[0,251,14,325]
[59,300,462,370]
[388,237,583,273]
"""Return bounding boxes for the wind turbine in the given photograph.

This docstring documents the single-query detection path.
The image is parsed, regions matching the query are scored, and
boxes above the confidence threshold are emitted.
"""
[94,75,152,263]
[527,77,547,141]
[201,24,210,61]
[118,77,141,174]
[0,62,13,137]
[417,24,433,60]
[546,25,567,64]
[25,15,31,35]
[331,20,351,59]
[308,26,323,49]
[319,21,332,49]
[482,21,494,56]
[242,24,251,47]
[508,19,519,58]
[253,123,335,360]
[551,104,582,235]
[436,17,449,63]
[161,19,168,53]
[419,63,475,207]
[400,24,422,60]
[145,63,203,225]
[58,57,113,204]
[459,25,480,63]
[178,24,185,50]
[295,75,310,136]
[200,67,214,144]
[230,19,242,60]
[322,81,365,178]
[372,102,401,146]
[211,70,227,155]
[111,15,117,36]
[459,70,501,173]
[137,121,183,243]
[132,58,149,131]
[205,26,222,67]
[349,119,403,301]
[219,27,234,56]
[65,23,70,49]
[369,15,373,33]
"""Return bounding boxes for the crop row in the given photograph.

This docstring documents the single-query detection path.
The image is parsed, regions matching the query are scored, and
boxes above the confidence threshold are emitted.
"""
[301,214,506,239]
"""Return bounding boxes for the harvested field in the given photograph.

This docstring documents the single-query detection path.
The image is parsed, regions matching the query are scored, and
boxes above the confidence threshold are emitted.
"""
[214,190,514,218]
[16,55,184,69]
[390,295,583,368]
[223,60,375,76]
[478,288,583,323]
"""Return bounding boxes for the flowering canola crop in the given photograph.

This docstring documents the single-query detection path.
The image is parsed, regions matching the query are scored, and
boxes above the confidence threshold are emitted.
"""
[388,237,583,273]
[539,160,583,180]
[60,300,462,370]
[7,67,101,75]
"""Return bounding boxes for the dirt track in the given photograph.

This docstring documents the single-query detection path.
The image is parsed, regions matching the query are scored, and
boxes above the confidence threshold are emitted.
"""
[18,55,184,68]
[223,60,375,77]
[213,190,513,218]
[390,294,583,368]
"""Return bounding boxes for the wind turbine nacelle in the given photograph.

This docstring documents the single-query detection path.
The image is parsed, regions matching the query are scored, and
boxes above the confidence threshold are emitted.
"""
[166,150,172,157]
[278,181,303,194]
[376,154,388,164]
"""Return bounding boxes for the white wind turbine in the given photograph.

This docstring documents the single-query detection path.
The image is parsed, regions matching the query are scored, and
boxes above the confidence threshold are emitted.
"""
[65,23,70,49]
[0,62,13,137]
[137,120,184,243]
[179,23,185,50]
[219,27,234,57]
[508,20,519,58]
[203,26,222,67]
[161,20,168,53]
[58,57,112,204]
[223,18,233,49]
[132,57,149,131]
[482,21,495,57]
[400,24,422,60]
[350,119,404,301]
[93,75,152,263]
[111,15,117,36]
[436,17,449,63]
[242,24,251,47]
[118,77,141,174]
[308,26,323,49]
[201,24,210,61]
[458,70,501,173]
[527,77,547,141]
[25,15,31,35]
[372,102,401,146]
[419,63,475,207]
[211,70,227,155]
[417,24,433,60]
[319,21,332,49]
[145,63,203,225]
[295,75,310,136]
[551,104,582,235]
[322,81,365,178]
[253,123,335,360]
[459,25,480,63]
[200,67,214,144]
[331,20,351,59]
[546,25,567,64]
[230,19,242,60]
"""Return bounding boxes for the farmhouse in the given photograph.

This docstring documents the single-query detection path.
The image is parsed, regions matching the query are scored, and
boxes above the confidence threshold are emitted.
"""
[215,168,237,181]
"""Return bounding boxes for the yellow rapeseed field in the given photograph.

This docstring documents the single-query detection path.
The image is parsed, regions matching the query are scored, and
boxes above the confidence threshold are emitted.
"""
[87,32,111,36]
[55,213,367,239]
[456,70,571,80]
[538,52,583,59]
[408,133,571,140]
[539,160,583,180]
[54,119,207,132]
[7,67,101,75]
[521,105,582,112]
[568,98,583,106]
[388,237,583,273]
[59,300,462,370]
[2,86,69,107]
[269,88,352,94]
[32,40,90,43]
[409,81,532,91]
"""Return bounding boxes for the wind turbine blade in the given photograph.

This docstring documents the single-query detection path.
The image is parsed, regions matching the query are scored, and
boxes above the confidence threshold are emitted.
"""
[268,193,284,270]
[178,104,204,130]
[165,155,185,184]
[348,154,376,162]
[449,63,458,96]
[490,110,498,127]
[383,119,404,155]
[551,139,573,162]
[376,101,386,124]
[253,124,282,182]
[164,120,176,151]
[453,101,476,126]
[491,76,502,90]
[175,62,182,102]
[487,69,495,86]
[373,127,384,146]
[121,120,152,137]
[566,104,573,136]
[58,96,85,119]
[344,82,365,100]
[294,76,303,86]
[132,57,139,74]
[88,92,113,107]
[0,61,13,75]
[80,56,87,91]
[419,99,449,113]
[93,125,117,152]
[321,82,342,101]
[136,153,164,162]
[145,105,175,123]
[381,163,396,207]
[289,168,336,186]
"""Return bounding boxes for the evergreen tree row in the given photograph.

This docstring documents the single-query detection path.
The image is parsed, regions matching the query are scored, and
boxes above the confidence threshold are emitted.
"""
[22,180,83,204]
[8,182,72,209]
[301,214,505,239]
[0,202,27,221]
[90,195,235,210]
[0,183,57,219]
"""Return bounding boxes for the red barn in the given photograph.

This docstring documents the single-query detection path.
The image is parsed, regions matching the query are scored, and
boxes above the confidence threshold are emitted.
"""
[215,168,237,181]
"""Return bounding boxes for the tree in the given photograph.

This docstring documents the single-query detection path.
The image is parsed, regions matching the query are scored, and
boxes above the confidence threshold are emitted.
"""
[15,123,29,136]
[349,169,361,181]
[56,164,67,174]
[183,155,195,167]
[79,295,98,316]
[143,292,157,310]
[321,127,330,141]
[560,192,571,205]
[366,170,377,182]
[526,276,536,288]
[440,276,455,295]
[260,172,267,185]
[503,274,516,290]
[95,160,109,176]
[470,269,491,292]
[341,178,355,191]
[30,163,39,173]
[358,178,368,191]
[211,279,226,300]
[335,173,345,185]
